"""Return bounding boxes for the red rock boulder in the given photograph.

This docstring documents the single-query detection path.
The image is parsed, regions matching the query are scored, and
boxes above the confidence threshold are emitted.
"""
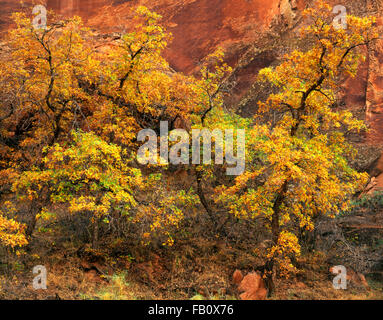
[233,270,267,300]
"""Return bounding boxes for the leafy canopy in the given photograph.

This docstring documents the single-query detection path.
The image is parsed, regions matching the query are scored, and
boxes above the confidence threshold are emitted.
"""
[216,0,377,276]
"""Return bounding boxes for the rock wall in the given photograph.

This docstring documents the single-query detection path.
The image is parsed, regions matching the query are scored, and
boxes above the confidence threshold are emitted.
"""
[47,0,114,18]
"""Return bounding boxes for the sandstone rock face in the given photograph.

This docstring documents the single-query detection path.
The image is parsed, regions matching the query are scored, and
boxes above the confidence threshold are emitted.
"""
[47,0,114,19]
[0,1,32,32]
[57,0,284,74]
